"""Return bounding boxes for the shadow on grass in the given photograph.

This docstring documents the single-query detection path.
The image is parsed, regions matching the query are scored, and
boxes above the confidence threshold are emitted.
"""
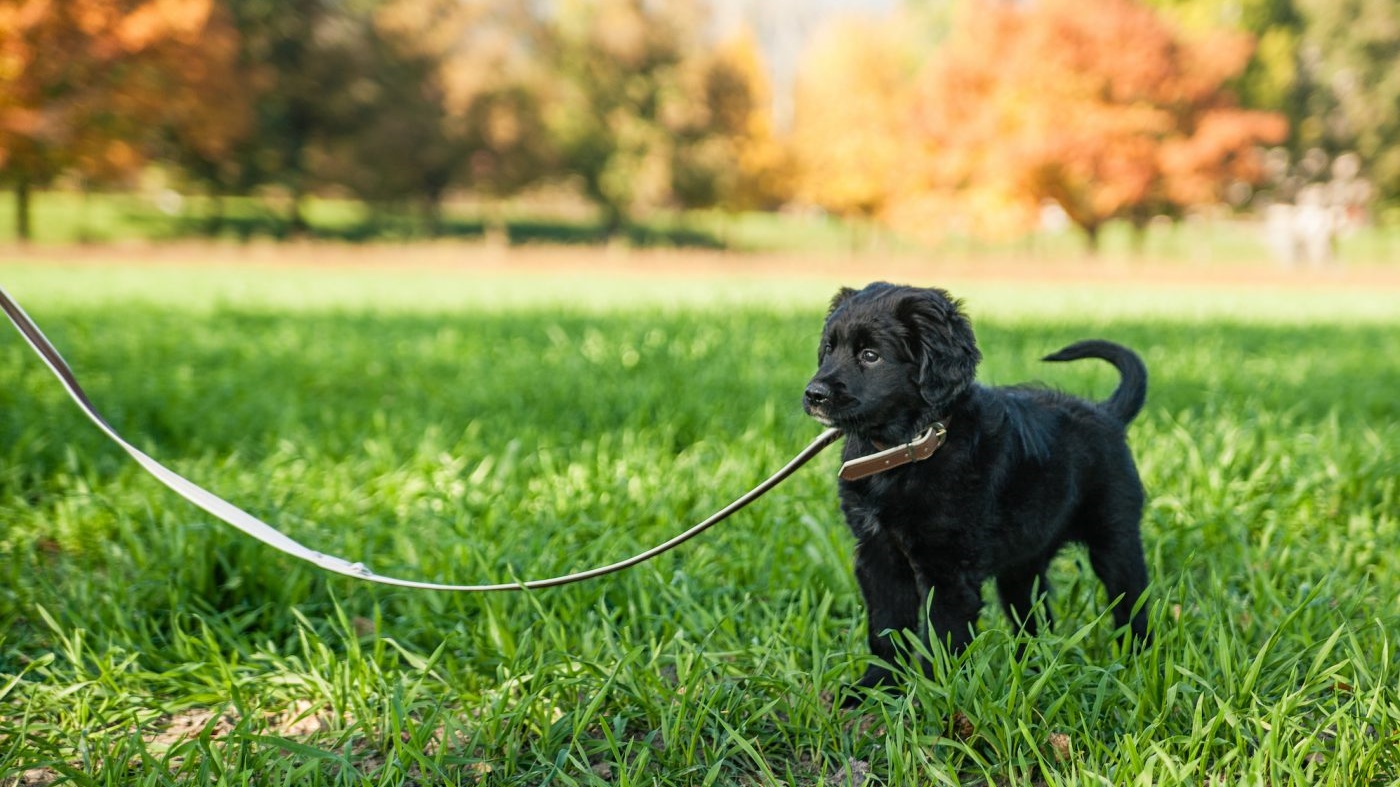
[163,212,727,249]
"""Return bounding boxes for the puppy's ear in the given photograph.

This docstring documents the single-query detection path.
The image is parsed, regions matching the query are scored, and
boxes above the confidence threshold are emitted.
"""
[827,287,858,317]
[897,288,981,411]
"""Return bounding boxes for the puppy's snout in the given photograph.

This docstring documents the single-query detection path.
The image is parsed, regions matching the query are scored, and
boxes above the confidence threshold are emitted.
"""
[804,380,833,408]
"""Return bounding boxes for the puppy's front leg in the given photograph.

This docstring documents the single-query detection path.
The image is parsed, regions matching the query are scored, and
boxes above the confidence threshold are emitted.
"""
[850,532,922,694]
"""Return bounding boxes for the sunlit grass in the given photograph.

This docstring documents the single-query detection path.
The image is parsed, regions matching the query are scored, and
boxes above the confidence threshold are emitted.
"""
[3,188,1400,265]
[1,259,1396,784]
[3,254,1397,323]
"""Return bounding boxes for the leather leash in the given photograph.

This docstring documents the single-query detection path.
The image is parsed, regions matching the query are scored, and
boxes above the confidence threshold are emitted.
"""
[1,283,843,592]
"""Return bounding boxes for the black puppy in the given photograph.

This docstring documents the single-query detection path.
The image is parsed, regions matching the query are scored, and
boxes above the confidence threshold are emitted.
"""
[803,282,1151,699]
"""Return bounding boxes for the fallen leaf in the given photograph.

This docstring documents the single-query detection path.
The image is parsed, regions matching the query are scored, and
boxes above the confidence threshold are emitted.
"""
[145,707,239,749]
[827,759,871,787]
[1048,731,1072,762]
[8,766,61,786]
[950,711,974,740]
[274,699,337,736]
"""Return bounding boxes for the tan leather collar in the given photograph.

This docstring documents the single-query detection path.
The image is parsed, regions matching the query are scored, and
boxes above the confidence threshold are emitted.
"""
[838,421,949,481]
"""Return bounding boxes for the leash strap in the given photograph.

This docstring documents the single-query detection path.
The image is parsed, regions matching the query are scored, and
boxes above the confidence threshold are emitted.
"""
[1,283,841,592]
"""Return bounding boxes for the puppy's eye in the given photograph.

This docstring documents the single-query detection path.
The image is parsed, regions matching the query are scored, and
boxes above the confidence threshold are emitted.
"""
[859,349,880,364]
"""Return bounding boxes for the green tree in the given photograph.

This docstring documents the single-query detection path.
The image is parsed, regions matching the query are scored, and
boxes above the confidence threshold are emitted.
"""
[1292,0,1400,203]
[299,10,457,229]
[546,0,763,236]
[1144,0,1303,111]
[669,27,793,214]
[174,0,350,235]
[384,0,554,230]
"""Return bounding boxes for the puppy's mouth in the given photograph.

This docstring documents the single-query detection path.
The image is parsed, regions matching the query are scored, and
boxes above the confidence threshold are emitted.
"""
[804,378,861,430]
[805,390,924,444]
[802,398,855,430]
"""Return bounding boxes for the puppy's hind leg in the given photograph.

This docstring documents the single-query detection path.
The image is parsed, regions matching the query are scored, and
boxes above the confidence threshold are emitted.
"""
[1087,537,1150,643]
[996,560,1053,644]
[1083,490,1151,645]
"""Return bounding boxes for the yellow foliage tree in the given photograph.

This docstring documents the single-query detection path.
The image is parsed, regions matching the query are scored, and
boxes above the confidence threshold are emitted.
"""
[791,14,922,223]
[709,27,794,212]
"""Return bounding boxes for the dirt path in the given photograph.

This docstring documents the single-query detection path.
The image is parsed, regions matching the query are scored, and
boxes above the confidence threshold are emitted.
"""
[4,240,1398,292]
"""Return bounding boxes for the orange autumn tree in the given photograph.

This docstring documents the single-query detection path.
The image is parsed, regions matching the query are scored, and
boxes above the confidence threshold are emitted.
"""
[914,0,1287,251]
[0,0,244,240]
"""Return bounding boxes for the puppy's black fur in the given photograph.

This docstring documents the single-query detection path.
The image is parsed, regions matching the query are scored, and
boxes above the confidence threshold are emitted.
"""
[803,283,1150,699]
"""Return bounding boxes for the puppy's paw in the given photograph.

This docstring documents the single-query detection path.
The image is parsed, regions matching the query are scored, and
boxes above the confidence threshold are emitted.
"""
[837,667,897,709]
[836,686,870,710]
[1119,626,1153,656]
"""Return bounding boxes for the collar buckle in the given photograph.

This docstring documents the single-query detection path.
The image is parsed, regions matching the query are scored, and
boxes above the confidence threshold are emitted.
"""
[838,421,949,482]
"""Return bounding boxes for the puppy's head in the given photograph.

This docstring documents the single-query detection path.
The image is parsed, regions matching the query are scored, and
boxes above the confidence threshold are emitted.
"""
[803,283,980,444]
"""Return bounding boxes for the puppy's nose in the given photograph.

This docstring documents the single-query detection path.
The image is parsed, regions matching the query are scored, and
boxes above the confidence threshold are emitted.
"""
[804,381,832,407]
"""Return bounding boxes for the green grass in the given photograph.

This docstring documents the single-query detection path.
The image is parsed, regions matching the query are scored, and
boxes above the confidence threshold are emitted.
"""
[1,261,1397,785]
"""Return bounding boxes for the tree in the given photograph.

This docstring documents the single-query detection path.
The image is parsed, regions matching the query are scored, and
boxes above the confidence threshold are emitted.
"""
[667,26,793,215]
[168,0,381,235]
[296,10,458,229]
[426,2,554,224]
[712,30,795,212]
[153,3,250,202]
[791,15,922,223]
[915,0,1287,251]
[0,0,244,241]
[545,0,767,236]
[1291,0,1400,204]
[350,0,552,233]
[545,0,687,235]
[1146,0,1400,209]
[1142,0,1304,114]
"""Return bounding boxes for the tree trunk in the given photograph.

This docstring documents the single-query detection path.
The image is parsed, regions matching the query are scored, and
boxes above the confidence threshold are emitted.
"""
[422,196,444,238]
[15,178,32,243]
[1128,222,1148,256]
[600,203,626,240]
[1128,209,1151,257]
[204,193,226,237]
[287,190,309,237]
[79,184,93,244]
[481,199,509,246]
[1081,222,1101,255]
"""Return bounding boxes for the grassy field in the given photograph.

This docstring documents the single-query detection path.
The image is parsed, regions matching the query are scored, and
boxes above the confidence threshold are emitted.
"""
[1,254,1397,785]
[5,188,1400,264]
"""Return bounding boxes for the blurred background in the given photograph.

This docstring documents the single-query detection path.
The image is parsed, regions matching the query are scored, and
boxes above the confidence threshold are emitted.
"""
[1,0,1396,264]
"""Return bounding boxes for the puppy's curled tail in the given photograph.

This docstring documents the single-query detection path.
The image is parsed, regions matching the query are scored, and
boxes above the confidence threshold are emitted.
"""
[1042,340,1148,425]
